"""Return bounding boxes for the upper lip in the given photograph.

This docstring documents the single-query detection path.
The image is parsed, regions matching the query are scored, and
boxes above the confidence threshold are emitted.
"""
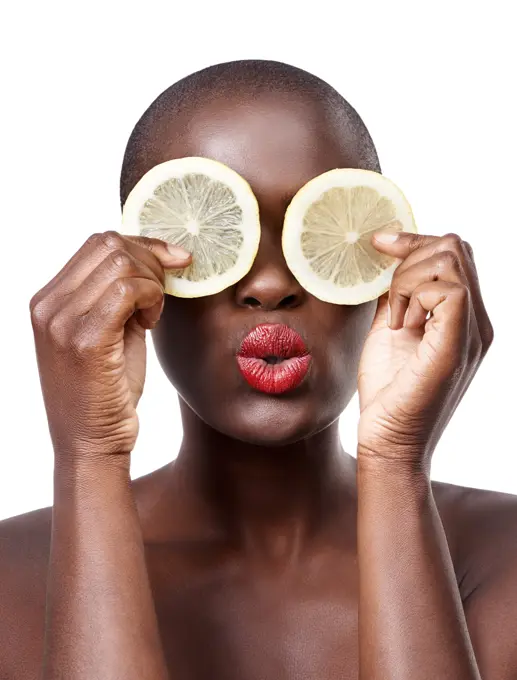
[237,323,310,359]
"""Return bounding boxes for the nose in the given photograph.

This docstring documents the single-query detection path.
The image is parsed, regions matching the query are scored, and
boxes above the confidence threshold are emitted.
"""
[234,236,306,311]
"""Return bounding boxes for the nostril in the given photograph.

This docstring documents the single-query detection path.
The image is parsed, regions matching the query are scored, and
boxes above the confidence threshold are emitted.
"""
[281,295,298,309]
[241,294,300,309]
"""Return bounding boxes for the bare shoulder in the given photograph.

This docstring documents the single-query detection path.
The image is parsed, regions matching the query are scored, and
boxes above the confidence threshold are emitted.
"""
[0,505,52,573]
[0,507,52,679]
[432,479,517,676]
[432,479,517,584]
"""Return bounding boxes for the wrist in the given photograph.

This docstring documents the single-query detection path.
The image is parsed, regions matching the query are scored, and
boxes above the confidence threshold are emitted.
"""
[357,446,432,490]
[357,442,431,476]
[357,458,433,516]
[53,453,131,499]
[54,442,131,472]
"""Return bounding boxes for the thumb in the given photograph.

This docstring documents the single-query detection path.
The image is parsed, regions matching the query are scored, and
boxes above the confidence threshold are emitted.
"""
[126,235,192,268]
[371,230,438,258]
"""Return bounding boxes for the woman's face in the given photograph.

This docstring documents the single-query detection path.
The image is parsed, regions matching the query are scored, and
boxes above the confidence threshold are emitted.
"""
[150,91,376,445]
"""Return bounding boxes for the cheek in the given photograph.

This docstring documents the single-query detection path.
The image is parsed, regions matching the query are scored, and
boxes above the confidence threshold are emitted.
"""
[340,302,377,359]
[316,301,376,391]
[151,294,238,409]
[151,297,206,393]
[314,299,375,358]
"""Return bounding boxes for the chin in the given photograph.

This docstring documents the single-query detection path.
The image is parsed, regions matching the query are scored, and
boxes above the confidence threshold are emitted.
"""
[203,392,339,447]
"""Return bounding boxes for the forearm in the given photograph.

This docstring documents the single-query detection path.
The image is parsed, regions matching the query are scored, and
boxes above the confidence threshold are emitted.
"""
[41,457,168,680]
[356,455,480,680]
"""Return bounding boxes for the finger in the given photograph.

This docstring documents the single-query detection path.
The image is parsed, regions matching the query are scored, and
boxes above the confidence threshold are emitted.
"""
[56,249,165,322]
[408,281,472,372]
[389,250,469,330]
[370,292,390,331]
[84,277,164,337]
[374,232,466,280]
[135,296,164,330]
[371,231,439,261]
[455,239,493,350]
[33,231,190,303]
[124,234,192,267]
[463,240,475,263]
[373,231,493,348]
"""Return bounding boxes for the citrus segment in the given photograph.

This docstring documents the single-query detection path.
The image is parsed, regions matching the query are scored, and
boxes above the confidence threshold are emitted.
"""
[282,169,417,304]
[122,157,260,298]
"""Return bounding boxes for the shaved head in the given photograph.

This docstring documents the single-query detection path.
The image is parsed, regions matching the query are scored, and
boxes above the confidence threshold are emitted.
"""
[119,59,381,208]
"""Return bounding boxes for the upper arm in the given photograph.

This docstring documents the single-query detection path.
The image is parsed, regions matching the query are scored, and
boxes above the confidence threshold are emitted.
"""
[466,555,517,678]
[0,510,50,679]
[460,492,517,679]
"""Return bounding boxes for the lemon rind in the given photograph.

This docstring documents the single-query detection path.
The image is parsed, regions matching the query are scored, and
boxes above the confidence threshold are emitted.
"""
[121,157,261,298]
[282,168,417,305]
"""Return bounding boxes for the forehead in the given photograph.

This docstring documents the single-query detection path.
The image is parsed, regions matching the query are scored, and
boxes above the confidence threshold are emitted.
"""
[153,91,359,202]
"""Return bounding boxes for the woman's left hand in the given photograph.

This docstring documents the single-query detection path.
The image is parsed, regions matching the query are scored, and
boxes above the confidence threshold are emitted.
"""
[357,231,494,470]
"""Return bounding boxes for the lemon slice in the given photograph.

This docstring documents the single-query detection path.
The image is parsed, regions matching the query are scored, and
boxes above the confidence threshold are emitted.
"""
[282,169,417,305]
[122,157,261,297]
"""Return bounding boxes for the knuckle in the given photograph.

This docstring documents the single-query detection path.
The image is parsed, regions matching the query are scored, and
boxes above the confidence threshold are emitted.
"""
[442,232,463,251]
[408,236,424,253]
[438,250,462,273]
[70,329,97,357]
[47,311,71,349]
[99,230,125,251]
[392,287,408,303]
[391,262,403,280]
[29,294,47,325]
[389,274,401,293]
[113,277,133,298]
[131,235,154,251]
[110,249,134,271]
[452,282,470,304]
[85,232,102,247]
[390,267,406,291]
[151,284,164,305]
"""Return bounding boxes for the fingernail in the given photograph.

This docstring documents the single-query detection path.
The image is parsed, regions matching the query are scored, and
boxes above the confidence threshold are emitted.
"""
[167,244,191,259]
[374,231,399,244]
[387,303,392,328]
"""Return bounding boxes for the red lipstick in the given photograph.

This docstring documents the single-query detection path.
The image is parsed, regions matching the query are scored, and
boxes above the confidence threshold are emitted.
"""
[236,324,312,394]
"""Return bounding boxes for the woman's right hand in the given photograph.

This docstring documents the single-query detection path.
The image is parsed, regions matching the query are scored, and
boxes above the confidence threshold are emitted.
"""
[29,230,191,466]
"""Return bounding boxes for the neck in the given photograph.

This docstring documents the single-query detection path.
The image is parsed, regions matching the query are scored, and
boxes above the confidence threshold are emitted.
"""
[166,400,357,563]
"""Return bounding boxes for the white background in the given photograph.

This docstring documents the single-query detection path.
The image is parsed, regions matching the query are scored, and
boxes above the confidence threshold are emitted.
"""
[1,1,515,520]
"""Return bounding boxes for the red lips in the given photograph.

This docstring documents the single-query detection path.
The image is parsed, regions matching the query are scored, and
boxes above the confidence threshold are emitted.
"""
[236,324,312,394]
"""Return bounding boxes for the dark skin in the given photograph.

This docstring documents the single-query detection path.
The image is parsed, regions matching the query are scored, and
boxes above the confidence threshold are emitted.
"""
[1,90,517,680]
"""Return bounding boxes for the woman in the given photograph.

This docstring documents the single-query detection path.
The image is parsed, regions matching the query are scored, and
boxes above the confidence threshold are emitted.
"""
[1,60,515,680]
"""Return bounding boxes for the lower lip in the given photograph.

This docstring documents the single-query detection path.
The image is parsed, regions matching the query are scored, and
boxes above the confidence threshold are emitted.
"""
[237,355,312,395]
